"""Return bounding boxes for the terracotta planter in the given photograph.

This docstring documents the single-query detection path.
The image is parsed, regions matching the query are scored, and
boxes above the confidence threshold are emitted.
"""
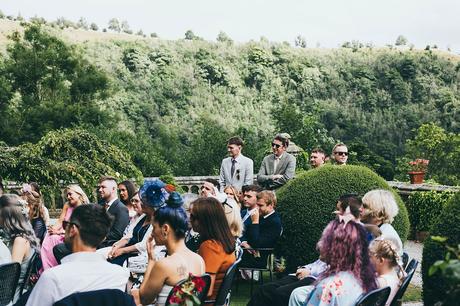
[409,171,425,184]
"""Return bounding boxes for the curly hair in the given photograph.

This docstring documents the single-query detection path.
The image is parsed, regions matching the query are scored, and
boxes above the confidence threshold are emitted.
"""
[317,219,378,293]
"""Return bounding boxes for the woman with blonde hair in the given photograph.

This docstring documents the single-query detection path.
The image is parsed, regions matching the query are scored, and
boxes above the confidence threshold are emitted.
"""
[361,189,403,256]
[222,198,243,238]
[369,239,405,306]
[223,185,241,207]
[40,184,89,270]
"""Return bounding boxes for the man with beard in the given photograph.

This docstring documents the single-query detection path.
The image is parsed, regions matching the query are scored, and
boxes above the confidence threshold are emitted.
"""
[26,204,129,306]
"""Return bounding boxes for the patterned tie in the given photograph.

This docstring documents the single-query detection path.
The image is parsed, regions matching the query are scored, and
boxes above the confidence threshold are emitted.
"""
[231,159,236,177]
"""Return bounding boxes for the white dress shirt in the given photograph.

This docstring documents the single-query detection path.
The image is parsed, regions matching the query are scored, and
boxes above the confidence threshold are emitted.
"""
[26,251,129,306]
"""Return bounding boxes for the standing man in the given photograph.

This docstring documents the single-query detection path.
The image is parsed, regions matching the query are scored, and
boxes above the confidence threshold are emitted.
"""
[310,148,326,169]
[257,134,296,190]
[26,204,129,306]
[219,136,254,191]
[332,143,349,165]
[97,176,130,247]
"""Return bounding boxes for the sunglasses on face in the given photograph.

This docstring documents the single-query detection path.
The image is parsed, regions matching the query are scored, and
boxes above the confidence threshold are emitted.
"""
[272,143,282,149]
[334,152,348,156]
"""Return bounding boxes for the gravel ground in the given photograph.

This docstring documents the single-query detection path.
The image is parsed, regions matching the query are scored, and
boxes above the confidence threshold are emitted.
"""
[402,240,423,306]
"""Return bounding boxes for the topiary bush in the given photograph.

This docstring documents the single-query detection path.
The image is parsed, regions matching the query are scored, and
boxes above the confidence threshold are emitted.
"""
[276,165,410,271]
[407,191,455,234]
[422,191,460,306]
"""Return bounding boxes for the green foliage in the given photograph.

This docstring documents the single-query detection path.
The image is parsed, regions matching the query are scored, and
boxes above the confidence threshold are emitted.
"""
[0,24,111,145]
[422,192,460,305]
[402,123,460,185]
[276,165,410,271]
[0,128,143,205]
[407,191,454,233]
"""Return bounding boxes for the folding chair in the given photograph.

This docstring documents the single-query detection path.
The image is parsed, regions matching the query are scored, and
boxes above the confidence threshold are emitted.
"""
[390,259,419,306]
[355,286,391,306]
[205,257,242,305]
[238,247,275,295]
[0,262,21,306]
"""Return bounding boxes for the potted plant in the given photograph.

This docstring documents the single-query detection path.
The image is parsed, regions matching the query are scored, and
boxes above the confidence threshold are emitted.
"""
[408,159,429,184]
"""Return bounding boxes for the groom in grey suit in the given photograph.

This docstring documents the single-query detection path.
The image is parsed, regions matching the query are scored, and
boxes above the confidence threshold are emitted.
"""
[219,136,254,191]
[257,134,296,190]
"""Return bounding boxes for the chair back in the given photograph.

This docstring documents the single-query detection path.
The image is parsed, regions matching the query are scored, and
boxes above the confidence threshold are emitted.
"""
[212,257,242,306]
[53,289,135,306]
[18,251,39,296]
[390,259,419,306]
[355,286,391,306]
[0,262,21,306]
[401,252,409,269]
[165,274,211,306]
[405,258,419,273]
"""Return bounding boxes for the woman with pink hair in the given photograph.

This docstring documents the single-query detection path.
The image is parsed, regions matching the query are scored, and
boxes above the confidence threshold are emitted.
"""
[289,219,378,306]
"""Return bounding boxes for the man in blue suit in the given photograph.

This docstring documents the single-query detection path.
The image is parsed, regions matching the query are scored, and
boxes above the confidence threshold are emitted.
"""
[219,136,254,191]
[240,185,263,236]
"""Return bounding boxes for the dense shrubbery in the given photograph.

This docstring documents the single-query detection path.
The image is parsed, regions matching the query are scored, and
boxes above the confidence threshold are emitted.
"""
[407,191,455,234]
[276,165,410,271]
[422,192,460,305]
[0,129,143,206]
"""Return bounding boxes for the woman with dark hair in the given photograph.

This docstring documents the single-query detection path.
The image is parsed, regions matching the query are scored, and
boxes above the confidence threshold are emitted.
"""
[107,191,153,266]
[289,219,378,306]
[118,180,137,219]
[21,182,49,241]
[131,190,205,306]
[0,195,40,302]
[191,197,236,301]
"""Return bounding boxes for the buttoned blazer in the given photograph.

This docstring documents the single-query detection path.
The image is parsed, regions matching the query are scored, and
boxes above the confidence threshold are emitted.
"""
[103,199,129,247]
[219,154,254,191]
[257,152,296,189]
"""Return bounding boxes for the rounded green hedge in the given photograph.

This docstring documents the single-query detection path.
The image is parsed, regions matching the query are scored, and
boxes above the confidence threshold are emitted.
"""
[276,165,410,271]
[422,191,460,306]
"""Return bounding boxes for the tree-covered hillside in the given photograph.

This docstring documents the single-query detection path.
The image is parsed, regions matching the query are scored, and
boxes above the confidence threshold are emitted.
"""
[1,21,459,185]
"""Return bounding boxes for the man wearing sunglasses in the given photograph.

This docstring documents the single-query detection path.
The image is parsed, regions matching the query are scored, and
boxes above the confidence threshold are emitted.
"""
[332,143,349,165]
[219,136,254,192]
[26,204,129,306]
[257,134,296,190]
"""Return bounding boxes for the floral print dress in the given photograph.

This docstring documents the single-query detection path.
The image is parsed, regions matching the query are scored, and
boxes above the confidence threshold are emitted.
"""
[305,271,364,306]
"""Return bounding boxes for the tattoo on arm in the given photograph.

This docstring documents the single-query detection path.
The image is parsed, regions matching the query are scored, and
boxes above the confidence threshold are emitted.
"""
[177,264,187,278]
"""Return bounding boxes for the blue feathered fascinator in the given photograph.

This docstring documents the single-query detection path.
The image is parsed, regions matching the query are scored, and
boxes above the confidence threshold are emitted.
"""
[139,179,170,208]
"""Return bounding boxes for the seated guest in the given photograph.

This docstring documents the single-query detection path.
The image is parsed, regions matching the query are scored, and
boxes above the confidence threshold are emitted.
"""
[131,192,205,306]
[0,195,39,302]
[222,197,243,240]
[41,184,89,270]
[240,185,263,234]
[191,197,236,302]
[289,219,378,306]
[26,204,129,306]
[118,180,138,221]
[223,185,241,207]
[200,178,220,198]
[257,133,296,190]
[53,176,129,262]
[247,194,361,306]
[240,190,282,269]
[361,189,403,256]
[107,191,153,266]
[370,239,405,306]
[21,182,49,242]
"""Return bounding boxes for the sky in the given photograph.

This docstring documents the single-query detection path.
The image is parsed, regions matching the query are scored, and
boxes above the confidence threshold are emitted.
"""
[1,0,460,53]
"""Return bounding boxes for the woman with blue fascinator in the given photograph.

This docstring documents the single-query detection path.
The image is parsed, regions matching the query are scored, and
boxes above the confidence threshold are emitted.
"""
[131,190,206,306]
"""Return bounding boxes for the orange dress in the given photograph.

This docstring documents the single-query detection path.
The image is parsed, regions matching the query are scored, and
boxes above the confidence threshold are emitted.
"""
[198,239,236,301]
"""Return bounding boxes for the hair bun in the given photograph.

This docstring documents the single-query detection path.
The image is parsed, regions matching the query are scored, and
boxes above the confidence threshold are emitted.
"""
[166,192,184,208]
[139,179,169,208]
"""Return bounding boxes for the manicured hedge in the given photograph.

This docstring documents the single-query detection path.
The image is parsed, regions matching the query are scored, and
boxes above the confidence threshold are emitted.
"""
[407,191,454,233]
[422,191,460,306]
[276,165,410,271]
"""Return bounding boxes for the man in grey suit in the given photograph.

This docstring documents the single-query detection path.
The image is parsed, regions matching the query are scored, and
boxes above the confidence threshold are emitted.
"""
[219,136,254,191]
[257,134,296,190]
